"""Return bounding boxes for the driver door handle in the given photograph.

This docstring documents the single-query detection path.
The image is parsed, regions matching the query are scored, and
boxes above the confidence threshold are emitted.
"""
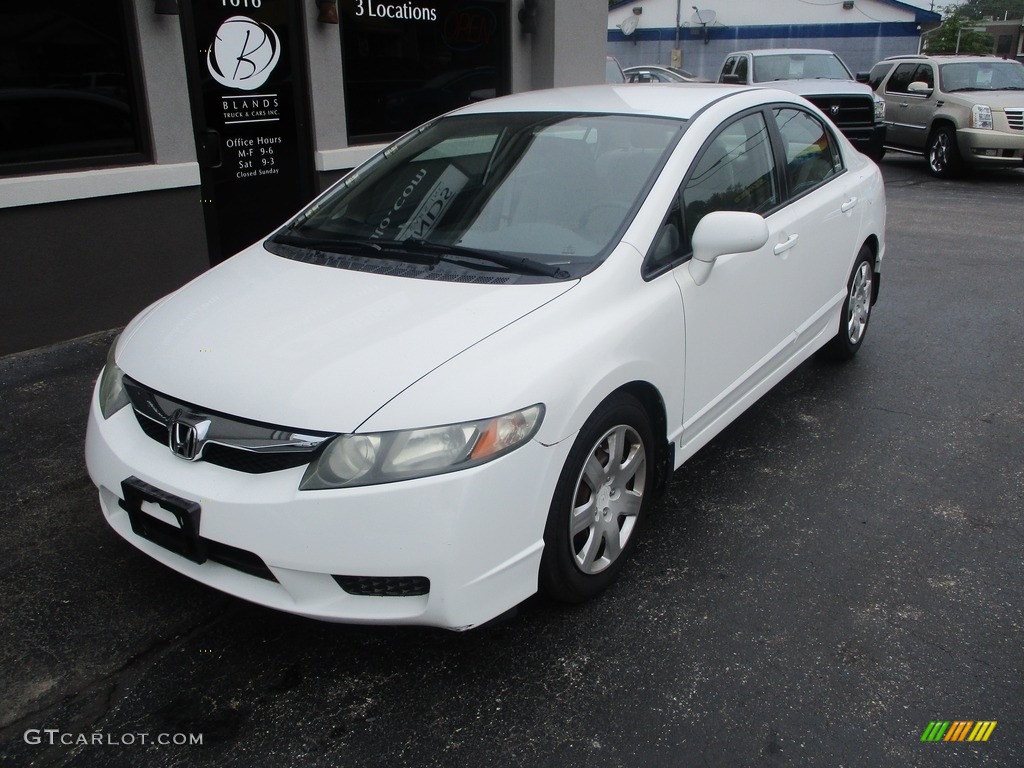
[773,234,799,256]
[841,197,858,213]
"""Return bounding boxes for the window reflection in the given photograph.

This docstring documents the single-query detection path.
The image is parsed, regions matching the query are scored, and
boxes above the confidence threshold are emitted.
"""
[0,1,147,174]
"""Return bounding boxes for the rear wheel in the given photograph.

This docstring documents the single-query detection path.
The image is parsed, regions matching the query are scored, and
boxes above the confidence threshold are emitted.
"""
[539,394,653,603]
[820,246,874,361]
[927,125,962,178]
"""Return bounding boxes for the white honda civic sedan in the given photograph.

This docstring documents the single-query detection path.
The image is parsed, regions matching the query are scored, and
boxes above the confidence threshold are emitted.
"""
[86,84,885,630]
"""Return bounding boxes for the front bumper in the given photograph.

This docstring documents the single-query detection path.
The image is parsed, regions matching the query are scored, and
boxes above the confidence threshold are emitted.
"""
[957,127,1024,167]
[85,381,569,630]
[843,124,887,160]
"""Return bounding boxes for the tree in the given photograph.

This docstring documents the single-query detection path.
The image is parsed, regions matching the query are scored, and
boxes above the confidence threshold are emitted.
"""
[954,0,1024,21]
[923,5,995,54]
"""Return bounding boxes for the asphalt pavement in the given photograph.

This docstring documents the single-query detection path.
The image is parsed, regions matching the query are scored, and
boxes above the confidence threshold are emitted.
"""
[1,156,1021,767]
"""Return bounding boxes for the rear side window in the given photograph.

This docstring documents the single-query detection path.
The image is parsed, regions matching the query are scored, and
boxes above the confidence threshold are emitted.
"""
[773,108,843,195]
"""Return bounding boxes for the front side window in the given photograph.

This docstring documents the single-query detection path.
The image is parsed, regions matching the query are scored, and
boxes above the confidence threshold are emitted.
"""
[773,108,843,195]
[268,112,684,280]
[734,56,749,83]
[646,111,780,276]
[0,1,149,175]
[681,113,779,246]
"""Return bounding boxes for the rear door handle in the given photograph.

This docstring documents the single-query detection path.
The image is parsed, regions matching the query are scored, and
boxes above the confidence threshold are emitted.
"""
[773,234,799,256]
[841,197,858,213]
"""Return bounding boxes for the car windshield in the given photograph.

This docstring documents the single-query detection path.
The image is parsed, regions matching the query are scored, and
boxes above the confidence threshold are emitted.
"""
[268,112,684,280]
[752,53,852,83]
[939,61,1024,92]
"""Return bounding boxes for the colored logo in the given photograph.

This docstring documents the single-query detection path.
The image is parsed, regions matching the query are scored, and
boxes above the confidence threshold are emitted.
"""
[208,16,280,91]
[920,721,997,742]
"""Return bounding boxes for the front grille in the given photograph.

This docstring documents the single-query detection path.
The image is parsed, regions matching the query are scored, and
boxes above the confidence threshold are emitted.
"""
[123,376,334,474]
[806,95,875,127]
[333,575,430,597]
[1006,108,1023,131]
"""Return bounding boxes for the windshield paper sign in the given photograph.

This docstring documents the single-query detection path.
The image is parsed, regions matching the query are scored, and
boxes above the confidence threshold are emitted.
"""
[394,165,468,241]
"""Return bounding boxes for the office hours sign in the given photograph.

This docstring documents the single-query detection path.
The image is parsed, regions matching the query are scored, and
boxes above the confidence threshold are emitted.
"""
[180,0,316,263]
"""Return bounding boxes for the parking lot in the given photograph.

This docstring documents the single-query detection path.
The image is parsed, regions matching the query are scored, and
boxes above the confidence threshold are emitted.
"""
[1,155,1021,768]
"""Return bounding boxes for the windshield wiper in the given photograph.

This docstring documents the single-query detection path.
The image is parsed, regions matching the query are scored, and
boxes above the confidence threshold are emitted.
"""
[271,232,387,257]
[273,232,452,267]
[392,239,567,278]
[273,232,567,277]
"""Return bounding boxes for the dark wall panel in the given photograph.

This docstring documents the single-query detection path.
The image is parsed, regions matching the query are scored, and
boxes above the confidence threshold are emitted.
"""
[0,189,208,356]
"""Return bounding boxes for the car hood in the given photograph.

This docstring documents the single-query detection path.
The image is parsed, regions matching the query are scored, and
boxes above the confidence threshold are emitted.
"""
[953,91,1024,109]
[762,79,872,97]
[116,245,577,433]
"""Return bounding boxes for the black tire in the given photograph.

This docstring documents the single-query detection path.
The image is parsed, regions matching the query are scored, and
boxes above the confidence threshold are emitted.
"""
[539,394,654,603]
[927,125,962,178]
[820,245,875,362]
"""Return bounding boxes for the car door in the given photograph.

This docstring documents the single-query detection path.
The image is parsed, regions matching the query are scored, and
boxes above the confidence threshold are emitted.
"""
[661,111,795,444]
[884,62,935,149]
[768,106,864,339]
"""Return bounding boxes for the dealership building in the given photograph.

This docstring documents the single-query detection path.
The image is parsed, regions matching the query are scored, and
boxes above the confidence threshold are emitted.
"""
[0,0,606,356]
[608,0,940,79]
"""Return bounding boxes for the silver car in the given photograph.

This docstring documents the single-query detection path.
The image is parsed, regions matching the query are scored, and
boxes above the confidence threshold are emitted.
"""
[871,54,1024,177]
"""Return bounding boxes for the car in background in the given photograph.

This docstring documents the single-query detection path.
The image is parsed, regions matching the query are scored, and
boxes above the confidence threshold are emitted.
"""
[718,48,887,161]
[86,83,885,631]
[869,54,1024,177]
[624,65,711,84]
[606,56,625,83]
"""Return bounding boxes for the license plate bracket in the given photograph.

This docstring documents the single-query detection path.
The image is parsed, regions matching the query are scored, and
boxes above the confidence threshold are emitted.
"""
[119,476,207,564]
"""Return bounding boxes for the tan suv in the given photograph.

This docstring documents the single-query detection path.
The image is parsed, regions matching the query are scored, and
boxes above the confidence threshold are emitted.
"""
[870,54,1024,177]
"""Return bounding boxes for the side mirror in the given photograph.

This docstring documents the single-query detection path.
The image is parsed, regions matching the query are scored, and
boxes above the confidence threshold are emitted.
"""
[688,211,769,286]
[721,73,741,84]
[855,72,870,84]
[907,80,933,95]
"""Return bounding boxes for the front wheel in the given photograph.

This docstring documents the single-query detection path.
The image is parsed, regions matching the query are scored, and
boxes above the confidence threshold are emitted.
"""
[539,394,654,603]
[820,246,875,361]
[927,126,962,178]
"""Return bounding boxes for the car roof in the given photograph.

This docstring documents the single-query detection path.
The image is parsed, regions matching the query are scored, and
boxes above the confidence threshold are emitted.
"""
[453,83,756,121]
[884,54,1017,64]
[729,48,839,57]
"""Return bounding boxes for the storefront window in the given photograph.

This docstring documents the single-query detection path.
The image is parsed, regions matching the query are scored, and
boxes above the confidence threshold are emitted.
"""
[339,0,510,143]
[0,1,149,175]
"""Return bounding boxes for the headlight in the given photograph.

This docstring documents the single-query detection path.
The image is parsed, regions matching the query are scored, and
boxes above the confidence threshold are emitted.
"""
[872,94,885,121]
[98,337,130,419]
[299,404,544,490]
[971,104,993,130]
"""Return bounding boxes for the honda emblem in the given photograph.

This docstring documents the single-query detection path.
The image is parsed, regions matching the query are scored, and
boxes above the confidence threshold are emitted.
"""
[168,410,212,461]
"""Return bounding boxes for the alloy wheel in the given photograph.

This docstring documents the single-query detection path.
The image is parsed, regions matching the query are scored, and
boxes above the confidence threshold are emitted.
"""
[569,424,647,575]
[847,260,872,345]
